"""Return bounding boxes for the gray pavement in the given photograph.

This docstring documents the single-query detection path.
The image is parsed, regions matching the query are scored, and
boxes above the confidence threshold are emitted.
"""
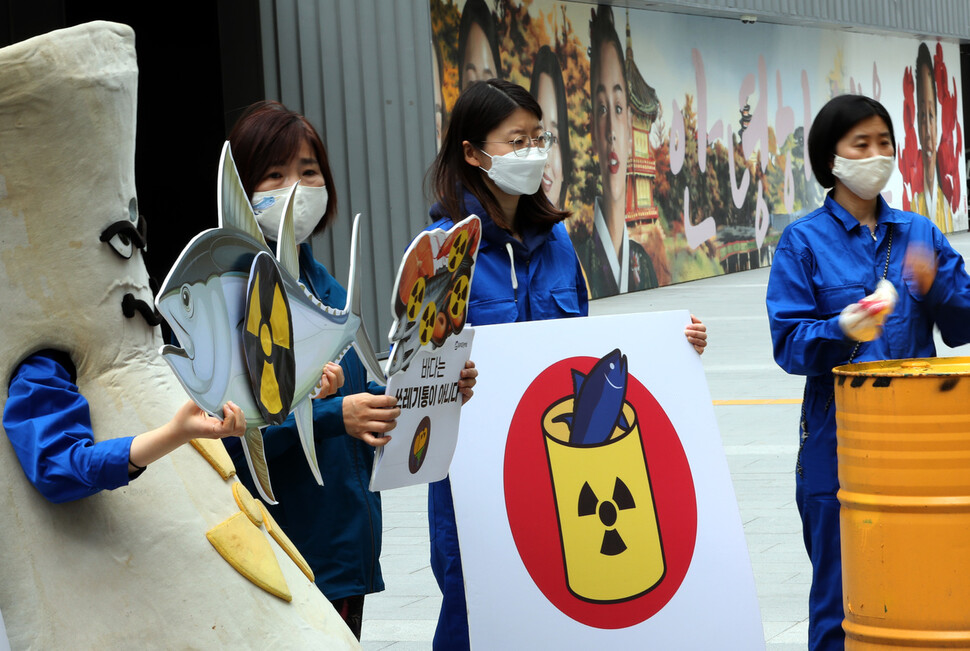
[362,231,970,650]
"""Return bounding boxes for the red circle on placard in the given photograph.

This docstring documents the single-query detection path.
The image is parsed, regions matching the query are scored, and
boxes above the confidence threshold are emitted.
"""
[503,356,697,629]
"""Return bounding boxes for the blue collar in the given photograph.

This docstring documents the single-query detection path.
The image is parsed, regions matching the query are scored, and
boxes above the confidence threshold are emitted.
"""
[824,193,904,231]
[431,188,555,258]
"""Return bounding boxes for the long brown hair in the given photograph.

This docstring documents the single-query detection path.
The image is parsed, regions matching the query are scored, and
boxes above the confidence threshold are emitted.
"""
[429,79,569,231]
[228,100,338,234]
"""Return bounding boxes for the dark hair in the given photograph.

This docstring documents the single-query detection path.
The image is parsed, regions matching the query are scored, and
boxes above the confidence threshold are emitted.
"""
[915,42,936,105]
[430,79,569,230]
[807,95,896,188]
[529,45,572,208]
[589,5,625,97]
[457,0,501,90]
[227,100,337,234]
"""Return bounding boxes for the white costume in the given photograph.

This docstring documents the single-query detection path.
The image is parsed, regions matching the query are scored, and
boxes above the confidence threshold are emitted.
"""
[0,21,357,648]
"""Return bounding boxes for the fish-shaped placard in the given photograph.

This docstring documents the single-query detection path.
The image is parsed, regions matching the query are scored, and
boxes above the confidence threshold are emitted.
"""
[156,142,384,503]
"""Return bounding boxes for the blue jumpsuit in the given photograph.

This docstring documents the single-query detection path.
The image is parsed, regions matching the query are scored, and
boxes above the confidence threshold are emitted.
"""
[766,194,970,650]
[426,190,589,650]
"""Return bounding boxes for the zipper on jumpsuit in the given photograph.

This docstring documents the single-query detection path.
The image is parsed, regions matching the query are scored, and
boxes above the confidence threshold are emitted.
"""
[506,242,518,305]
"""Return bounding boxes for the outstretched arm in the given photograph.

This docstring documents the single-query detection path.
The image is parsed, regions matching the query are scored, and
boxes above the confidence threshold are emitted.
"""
[127,400,245,472]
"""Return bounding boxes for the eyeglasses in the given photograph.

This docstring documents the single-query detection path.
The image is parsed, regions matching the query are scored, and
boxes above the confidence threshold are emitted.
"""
[481,131,554,157]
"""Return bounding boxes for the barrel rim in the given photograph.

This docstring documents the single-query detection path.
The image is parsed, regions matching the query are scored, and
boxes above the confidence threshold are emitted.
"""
[833,356,970,378]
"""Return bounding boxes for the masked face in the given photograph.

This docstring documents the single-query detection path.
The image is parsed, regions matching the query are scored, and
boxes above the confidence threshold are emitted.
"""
[832,155,895,200]
[252,184,328,244]
[473,107,549,197]
[480,147,548,196]
[832,115,896,200]
[252,141,328,243]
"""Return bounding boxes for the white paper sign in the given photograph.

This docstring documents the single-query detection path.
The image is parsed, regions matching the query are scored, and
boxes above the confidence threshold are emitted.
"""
[450,311,764,649]
[370,328,474,491]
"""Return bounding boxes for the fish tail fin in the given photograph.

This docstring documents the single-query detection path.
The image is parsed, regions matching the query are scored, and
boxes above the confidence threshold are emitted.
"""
[293,398,323,486]
[241,426,277,504]
[345,213,386,382]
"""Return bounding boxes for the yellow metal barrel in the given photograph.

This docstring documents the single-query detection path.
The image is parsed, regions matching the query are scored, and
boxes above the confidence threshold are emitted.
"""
[834,357,970,649]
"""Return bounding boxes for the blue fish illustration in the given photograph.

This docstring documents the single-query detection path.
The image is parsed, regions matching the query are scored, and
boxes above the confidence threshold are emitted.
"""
[155,142,384,503]
[558,349,629,446]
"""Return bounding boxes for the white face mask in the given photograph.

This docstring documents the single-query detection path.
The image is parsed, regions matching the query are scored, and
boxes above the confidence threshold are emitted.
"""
[481,148,548,196]
[251,184,328,244]
[832,154,894,200]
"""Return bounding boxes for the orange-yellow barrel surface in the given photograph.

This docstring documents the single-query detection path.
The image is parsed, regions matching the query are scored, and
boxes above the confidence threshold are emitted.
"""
[834,357,970,649]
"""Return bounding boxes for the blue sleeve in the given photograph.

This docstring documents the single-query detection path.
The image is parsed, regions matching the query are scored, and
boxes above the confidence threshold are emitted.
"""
[575,249,590,317]
[921,229,970,348]
[766,241,855,377]
[3,354,134,503]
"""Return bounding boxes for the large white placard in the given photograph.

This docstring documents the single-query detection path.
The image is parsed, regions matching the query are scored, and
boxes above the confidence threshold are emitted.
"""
[451,311,763,649]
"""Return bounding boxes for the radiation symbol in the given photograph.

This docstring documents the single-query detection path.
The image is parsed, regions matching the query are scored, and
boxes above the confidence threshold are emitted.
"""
[578,478,637,556]
[447,230,469,272]
[243,252,296,425]
[406,276,426,323]
[447,274,470,332]
[419,301,437,345]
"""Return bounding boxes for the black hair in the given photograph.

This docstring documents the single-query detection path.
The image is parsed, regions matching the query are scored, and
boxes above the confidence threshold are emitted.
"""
[807,95,896,188]
[430,79,569,230]
[915,42,936,104]
[589,4,625,96]
[529,45,572,208]
[457,0,501,90]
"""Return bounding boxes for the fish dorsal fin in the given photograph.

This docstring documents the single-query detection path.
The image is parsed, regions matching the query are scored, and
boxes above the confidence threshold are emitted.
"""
[345,213,386,382]
[344,213,363,318]
[571,368,586,396]
[275,182,300,278]
[218,141,268,246]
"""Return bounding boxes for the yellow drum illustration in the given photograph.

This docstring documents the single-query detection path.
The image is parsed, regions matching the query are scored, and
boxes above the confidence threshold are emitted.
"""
[543,397,665,603]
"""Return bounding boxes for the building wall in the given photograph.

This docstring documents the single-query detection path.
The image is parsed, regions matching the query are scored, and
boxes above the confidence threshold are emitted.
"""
[625,0,970,40]
[258,0,969,342]
[259,0,437,354]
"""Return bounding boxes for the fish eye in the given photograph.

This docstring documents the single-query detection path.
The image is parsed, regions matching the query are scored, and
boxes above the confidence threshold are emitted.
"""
[180,285,194,316]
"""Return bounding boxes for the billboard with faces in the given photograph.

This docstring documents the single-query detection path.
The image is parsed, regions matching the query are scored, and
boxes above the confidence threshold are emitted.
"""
[430,0,966,300]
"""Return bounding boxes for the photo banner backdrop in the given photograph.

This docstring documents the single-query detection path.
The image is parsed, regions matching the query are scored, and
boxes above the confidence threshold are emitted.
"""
[430,0,966,299]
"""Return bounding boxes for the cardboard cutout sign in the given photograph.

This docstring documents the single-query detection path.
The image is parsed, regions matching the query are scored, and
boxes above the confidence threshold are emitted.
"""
[370,216,480,490]
[156,143,385,503]
[451,312,763,648]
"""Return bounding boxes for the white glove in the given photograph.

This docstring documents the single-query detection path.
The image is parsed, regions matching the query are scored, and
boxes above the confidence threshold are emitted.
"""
[838,279,897,342]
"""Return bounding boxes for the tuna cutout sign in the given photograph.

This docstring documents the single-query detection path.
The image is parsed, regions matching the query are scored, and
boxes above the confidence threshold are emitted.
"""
[156,142,384,504]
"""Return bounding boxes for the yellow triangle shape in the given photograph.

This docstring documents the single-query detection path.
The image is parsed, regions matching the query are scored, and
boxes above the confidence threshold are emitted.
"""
[232,481,264,526]
[260,359,282,414]
[258,501,315,583]
[246,270,263,336]
[269,283,291,349]
[206,511,291,602]
[190,437,237,480]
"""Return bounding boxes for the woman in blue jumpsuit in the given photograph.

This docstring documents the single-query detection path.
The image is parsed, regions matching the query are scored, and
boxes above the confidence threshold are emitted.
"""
[766,94,970,650]
[425,79,707,649]
[222,101,402,639]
